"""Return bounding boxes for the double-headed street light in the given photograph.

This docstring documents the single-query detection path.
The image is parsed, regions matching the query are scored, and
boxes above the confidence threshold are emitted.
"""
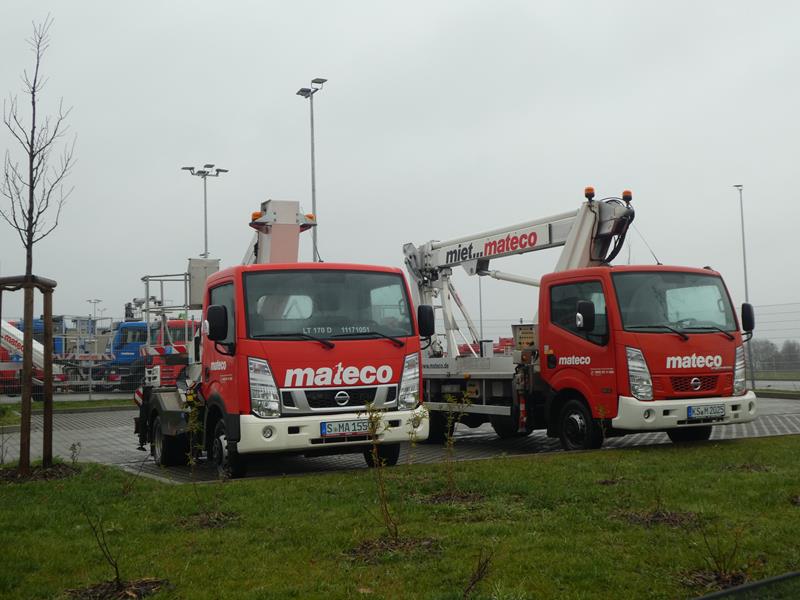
[297,77,327,262]
[86,298,102,320]
[182,164,229,258]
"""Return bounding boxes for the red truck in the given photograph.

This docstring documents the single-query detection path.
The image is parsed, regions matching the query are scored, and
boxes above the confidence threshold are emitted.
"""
[136,201,431,477]
[405,188,757,447]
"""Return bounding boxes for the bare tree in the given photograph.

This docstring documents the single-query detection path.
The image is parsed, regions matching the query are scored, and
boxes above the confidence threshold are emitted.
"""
[1,16,75,475]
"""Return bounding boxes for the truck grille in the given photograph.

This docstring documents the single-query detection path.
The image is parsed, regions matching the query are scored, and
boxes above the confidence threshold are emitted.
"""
[671,375,718,393]
[306,387,381,409]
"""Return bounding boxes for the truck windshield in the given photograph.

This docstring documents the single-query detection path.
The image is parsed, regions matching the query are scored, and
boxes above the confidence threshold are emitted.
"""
[243,270,414,339]
[612,271,737,333]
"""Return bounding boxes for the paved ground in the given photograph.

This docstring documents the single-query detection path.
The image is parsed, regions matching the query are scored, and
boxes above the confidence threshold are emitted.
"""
[2,397,799,484]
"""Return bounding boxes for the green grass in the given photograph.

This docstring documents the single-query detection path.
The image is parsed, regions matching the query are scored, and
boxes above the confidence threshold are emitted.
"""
[753,371,800,381]
[756,389,800,400]
[2,437,800,599]
[0,399,134,426]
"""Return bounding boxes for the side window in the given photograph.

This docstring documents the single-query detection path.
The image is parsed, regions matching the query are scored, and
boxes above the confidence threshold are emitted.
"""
[209,283,236,344]
[550,280,608,345]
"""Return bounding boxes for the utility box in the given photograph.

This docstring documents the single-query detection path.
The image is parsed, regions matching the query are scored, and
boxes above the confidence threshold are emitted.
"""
[188,258,220,309]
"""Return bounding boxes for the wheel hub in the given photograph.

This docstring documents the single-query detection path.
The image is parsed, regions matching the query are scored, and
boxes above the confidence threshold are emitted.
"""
[564,412,586,445]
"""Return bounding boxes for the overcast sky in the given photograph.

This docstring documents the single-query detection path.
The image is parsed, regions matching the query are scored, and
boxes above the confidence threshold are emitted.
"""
[1,1,798,338]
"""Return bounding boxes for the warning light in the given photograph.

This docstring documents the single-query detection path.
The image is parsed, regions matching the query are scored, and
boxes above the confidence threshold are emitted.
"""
[622,190,633,203]
[584,186,595,201]
[251,211,263,222]
[305,213,316,222]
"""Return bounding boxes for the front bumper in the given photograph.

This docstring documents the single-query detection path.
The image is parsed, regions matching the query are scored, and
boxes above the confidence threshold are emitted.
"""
[611,391,757,431]
[236,406,429,455]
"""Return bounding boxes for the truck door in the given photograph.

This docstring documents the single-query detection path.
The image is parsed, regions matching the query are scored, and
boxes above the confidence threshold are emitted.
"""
[204,282,237,411]
[545,279,617,419]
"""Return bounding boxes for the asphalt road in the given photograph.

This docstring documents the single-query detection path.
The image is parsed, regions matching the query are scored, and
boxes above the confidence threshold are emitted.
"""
[2,396,799,484]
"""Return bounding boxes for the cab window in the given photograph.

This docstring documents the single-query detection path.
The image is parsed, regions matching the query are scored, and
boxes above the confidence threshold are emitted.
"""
[550,281,608,345]
[209,283,236,344]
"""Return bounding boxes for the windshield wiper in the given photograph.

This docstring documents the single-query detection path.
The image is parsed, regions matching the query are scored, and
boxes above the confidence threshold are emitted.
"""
[332,331,405,347]
[252,333,335,349]
[626,325,689,341]
[682,326,735,340]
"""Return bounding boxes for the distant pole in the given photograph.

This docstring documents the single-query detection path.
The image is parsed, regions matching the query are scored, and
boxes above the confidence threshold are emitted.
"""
[478,276,484,340]
[734,184,756,391]
[297,78,327,262]
[181,164,229,258]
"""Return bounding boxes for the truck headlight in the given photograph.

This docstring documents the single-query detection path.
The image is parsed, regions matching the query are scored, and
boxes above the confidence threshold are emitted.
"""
[733,345,746,396]
[626,346,653,401]
[248,357,280,418]
[397,353,420,409]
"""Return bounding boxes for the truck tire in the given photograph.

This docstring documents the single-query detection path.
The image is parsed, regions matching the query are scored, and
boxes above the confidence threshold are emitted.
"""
[558,399,604,451]
[364,443,401,467]
[489,415,530,439]
[151,416,189,466]
[422,410,456,444]
[667,426,712,444]
[212,419,247,479]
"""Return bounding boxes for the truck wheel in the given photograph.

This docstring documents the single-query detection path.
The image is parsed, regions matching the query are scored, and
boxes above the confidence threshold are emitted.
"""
[212,419,247,478]
[490,415,530,439]
[364,443,401,467]
[667,426,712,443]
[559,399,604,451]
[32,385,44,402]
[422,410,456,444]
[151,416,189,466]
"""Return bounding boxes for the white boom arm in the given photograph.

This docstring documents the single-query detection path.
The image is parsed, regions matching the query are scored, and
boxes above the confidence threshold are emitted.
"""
[403,190,634,357]
[242,199,317,265]
[2,319,45,370]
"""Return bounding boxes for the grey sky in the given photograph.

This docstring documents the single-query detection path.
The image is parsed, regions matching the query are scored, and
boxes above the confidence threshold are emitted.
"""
[1,1,798,335]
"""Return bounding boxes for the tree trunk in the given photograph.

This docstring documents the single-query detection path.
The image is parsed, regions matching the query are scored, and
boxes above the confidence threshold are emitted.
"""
[18,283,33,475]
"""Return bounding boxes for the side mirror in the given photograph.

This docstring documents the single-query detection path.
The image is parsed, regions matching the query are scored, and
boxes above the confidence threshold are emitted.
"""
[417,304,435,338]
[576,300,596,332]
[741,302,754,332]
[206,305,228,341]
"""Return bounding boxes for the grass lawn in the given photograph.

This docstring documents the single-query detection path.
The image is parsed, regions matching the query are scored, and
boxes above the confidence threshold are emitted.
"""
[1,436,800,599]
[0,399,134,426]
[753,371,800,381]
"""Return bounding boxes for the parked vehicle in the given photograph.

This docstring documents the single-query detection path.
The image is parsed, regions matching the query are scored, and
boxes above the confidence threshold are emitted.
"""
[136,200,429,477]
[404,188,757,447]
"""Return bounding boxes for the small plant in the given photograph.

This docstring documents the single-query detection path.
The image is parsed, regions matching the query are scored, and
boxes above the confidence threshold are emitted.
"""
[69,441,82,467]
[684,520,751,591]
[442,392,471,498]
[463,548,493,599]
[365,401,399,543]
[83,507,123,592]
[405,403,428,470]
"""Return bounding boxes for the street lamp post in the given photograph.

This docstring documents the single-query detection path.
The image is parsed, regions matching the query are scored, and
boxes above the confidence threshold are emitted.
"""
[86,298,101,400]
[297,77,327,262]
[86,298,102,321]
[181,164,229,258]
[734,184,756,391]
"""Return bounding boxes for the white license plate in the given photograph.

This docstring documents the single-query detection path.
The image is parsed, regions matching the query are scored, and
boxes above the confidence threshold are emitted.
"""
[320,419,371,438]
[687,404,725,419]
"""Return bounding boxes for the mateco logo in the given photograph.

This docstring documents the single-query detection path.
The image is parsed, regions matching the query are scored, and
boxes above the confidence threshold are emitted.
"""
[285,362,393,387]
[665,354,723,369]
[558,355,591,366]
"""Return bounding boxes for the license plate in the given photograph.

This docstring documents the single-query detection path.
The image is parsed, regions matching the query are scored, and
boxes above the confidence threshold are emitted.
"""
[687,404,725,419]
[320,419,371,438]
